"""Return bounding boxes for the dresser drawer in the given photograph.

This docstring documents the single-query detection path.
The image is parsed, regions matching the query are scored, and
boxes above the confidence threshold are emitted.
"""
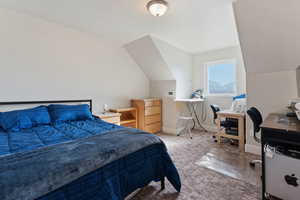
[145,100,161,107]
[145,122,161,133]
[145,114,161,125]
[145,106,161,116]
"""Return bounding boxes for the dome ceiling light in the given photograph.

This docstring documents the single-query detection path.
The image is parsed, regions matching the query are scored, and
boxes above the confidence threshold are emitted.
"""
[146,0,169,17]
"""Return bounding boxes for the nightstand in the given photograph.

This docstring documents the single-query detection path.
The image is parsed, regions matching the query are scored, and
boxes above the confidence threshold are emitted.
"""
[110,108,137,128]
[95,112,121,125]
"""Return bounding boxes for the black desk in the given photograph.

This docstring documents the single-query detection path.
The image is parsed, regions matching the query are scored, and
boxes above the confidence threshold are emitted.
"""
[261,113,300,199]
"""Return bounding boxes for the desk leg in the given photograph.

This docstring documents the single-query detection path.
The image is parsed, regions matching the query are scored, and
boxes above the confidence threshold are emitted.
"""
[190,102,207,132]
[238,117,245,152]
[186,103,196,129]
[262,137,266,200]
[216,117,221,144]
[192,119,196,130]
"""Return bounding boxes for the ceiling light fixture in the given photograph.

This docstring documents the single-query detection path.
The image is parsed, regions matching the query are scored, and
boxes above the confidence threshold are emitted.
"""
[147,0,169,17]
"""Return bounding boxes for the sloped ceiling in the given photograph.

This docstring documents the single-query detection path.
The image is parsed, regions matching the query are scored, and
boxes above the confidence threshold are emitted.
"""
[125,36,175,81]
[0,0,238,53]
[234,0,300,73]
[125,35,193,98]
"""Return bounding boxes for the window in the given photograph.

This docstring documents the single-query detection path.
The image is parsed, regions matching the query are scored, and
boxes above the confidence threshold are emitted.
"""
[205,59,237,96]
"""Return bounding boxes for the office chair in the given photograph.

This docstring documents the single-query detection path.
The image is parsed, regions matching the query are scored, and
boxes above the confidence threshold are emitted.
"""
[210,104,221,142]
[210,104,220,124]
[210,105,238,142]
[247,107,263,168]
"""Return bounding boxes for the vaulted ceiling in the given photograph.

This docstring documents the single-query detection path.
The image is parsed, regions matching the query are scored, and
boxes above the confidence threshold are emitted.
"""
[0,0,239,53]
[125,36,175,81]
[234,0,300,73]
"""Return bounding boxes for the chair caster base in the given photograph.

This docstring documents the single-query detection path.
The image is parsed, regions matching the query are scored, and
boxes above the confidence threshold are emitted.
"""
[249,162,256,168]
[249,160,262,168]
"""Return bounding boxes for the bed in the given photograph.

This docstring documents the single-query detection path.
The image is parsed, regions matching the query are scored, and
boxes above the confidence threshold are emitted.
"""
[0,100,181,200]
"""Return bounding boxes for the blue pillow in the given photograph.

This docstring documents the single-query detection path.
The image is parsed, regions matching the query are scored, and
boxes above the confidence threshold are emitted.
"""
[0,112,32,132]
[0,106,51,131]
[48,104,93,123]
[0,106,50,131]
[22,106,51,126]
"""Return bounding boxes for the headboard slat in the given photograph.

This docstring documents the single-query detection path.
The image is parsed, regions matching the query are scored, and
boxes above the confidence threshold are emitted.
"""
[0,99,93,112]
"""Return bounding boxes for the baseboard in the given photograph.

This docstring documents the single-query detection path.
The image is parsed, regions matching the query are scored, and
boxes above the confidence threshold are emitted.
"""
[163,125,216,135]
[245,144,261,155]
[162,127,177,135]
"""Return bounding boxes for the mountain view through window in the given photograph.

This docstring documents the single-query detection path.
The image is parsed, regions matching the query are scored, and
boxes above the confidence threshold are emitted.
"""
[207,61,236,95]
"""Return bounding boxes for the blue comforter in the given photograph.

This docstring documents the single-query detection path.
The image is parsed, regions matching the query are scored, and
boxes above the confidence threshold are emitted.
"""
[0,118,181,200]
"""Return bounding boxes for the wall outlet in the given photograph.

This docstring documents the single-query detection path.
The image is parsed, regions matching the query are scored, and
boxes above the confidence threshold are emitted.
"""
[168,91,174,96]
[103,104,108,113]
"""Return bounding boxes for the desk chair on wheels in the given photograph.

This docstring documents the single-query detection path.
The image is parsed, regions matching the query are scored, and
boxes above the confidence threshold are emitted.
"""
[247,107,263,168]
[210,105,220,142]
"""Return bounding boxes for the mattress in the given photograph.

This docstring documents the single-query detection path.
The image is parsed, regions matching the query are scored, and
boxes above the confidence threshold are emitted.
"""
[0,118,181,200]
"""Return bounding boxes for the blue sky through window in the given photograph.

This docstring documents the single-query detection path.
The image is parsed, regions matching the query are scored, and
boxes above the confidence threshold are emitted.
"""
[207,61,236,94]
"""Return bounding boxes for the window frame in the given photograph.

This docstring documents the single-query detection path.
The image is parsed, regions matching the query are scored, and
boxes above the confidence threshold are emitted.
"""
[204,59,237,97]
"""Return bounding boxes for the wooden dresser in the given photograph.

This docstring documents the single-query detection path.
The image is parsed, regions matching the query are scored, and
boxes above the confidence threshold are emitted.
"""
[131,99,162,133]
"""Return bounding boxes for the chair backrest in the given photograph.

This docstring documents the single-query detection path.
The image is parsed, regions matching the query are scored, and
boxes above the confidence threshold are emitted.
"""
[210,104,220,120]
[247,107,263,139]
[247,107,263,143]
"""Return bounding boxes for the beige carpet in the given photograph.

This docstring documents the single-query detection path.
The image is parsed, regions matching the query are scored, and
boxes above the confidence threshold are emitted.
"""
[130,131,261,200]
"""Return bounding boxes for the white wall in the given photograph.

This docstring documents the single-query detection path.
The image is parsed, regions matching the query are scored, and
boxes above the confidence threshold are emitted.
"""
[124,36,174,81]
[149,38,193,134]
[125,35,193,99]
[150,80,177,134]
[192,46,246,129]
[297,67,300,97]
[233,0,300,154]
[245,70,297,153]
[126,35,193,134]
[152,37,193,99]
[247,71,298,118]
[0,8,149,111]
[233,0,300,74]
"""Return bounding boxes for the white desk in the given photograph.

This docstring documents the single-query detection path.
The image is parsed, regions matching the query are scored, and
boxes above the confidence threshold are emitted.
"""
[175,99,205,103]
[175,98,207,131]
